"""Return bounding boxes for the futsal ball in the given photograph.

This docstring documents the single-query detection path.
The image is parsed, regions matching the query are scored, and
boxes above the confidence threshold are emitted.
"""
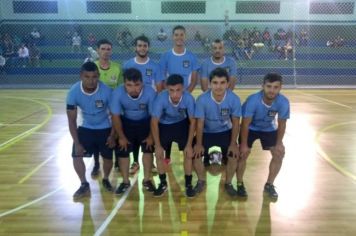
[208,146,223,165]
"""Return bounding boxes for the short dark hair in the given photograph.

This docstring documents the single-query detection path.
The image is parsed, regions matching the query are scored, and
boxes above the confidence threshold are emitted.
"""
[81,61,99,73]
[166,74,184,86]
[123,68,142,82]
[213,39,223,44]
[209,67,229,82]
[96,39,112,48]
[263,73,283,84]
[172,25,186,34]
[134,35,150,46]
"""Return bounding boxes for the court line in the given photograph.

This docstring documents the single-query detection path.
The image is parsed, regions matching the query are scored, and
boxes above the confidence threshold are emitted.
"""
[18,155,56,184]
[94,173,139,236]
[315,121,356,182]
[0,123,41,126]
[0,97,52,152]
[0,185,64,218]
[298,91,352,109]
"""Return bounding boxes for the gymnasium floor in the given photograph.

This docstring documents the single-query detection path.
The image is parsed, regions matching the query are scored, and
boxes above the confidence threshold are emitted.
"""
[1,89,356,236]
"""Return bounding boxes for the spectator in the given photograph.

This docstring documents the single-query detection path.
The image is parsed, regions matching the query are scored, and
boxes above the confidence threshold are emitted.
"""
[87,33,96,47]
[72,32,81,53]
[157,28,168,42]
[65,30,72,46]
[263,27,272,48]
[17,43,29,67]
[244,38,254,60]
[283,38,294,60]
[0,54,6,73]
[30,27,41,44]
[2,35,14,67]
[299,28,309,46]
[194,30,202,42]
[28,43,40,67]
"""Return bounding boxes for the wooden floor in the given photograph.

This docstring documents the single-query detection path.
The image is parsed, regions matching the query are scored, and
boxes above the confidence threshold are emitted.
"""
[1,89,356,236]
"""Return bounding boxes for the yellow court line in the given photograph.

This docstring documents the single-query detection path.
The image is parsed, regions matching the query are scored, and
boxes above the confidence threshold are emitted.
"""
[298,91,352,110]
[18,155,56,184]
[315,121,356,182]
[0,96,52,152]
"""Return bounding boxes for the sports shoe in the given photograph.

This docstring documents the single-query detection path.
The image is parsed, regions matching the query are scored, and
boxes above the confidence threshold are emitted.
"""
[264,183,278,199]
[193,180,206,194]
[102,179,113,192]
[224,183,237,197]
[164,157,171,165]
[153,182,168,197]
[151,163,158,174]
[142,180,156,192]
[115,182,131,195]
[129,162,140,174]
[236,182,248,197]
[185,185,196,198]
[73,182,90,199]
[91,165,100,177]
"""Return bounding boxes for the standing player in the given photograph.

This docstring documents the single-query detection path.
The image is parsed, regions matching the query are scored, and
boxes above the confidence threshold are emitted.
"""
[194,68,241,196]
[110,68,156,194]
[200,39,238,92]
[151,74,205,197]
[123,35,163,174]
[238,73,290,199]
[91,39,123,177]
[66,62,115,199]
[159,25,199,163]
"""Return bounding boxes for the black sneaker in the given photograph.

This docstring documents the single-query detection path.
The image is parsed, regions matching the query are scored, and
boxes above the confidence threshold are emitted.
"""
[91,165,100,177]
[115,182,131,195]
[185,185,196,198]
[224,183,237,197]
[236,182,248,197]
[142,180,156,192]
[73,182,90,199]
[193,180,206,194]
[102,179,113,192]
[153,182,168,197]
[264,183,278,199]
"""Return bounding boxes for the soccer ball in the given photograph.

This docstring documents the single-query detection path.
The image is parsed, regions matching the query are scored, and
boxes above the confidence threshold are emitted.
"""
[208,146,223,165]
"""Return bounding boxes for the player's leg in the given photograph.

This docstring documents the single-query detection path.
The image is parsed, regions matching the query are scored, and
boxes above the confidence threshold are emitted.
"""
[129,142,140,175]
[91,150,100,177]
[164,143,172,165]
[98,128,114,192]
[115,149,131,195]
[263,131,282,199]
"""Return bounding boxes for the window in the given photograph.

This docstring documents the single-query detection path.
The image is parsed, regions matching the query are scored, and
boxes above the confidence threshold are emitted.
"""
[161,1,206,14]
[87,1,131,14]
[310,2,354,14]
[13,1,58,14]
[236,1,280,14]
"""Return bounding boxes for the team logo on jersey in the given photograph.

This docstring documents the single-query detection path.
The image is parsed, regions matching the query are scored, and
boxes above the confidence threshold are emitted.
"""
[268,110,277,117]
[183,60,190,68]
[220,108,230,116]
[139,103,147,110]
[178,108,187,117]
[95,100,104,108]
[146,69,153,76]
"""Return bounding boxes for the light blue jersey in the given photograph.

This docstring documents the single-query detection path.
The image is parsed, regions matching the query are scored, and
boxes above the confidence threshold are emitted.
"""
[159,49,199,89]
[151,90,195,124]
[66,81,112,129]
[242,90,290,132]
[123,57,163,90]
[200,56,238,81]
[195,90,242,133]
[110,84,156,121]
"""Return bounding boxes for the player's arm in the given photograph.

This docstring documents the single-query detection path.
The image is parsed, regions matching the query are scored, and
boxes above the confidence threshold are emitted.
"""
[66,106,84,156]
[228,76,237,90]
[194,118,205,158]
[187,71,198,93]
[184,117,196,158]
[239,117,252,158]
[200,77,209,92]
[227,116,240,158]
[112,114,129,151]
